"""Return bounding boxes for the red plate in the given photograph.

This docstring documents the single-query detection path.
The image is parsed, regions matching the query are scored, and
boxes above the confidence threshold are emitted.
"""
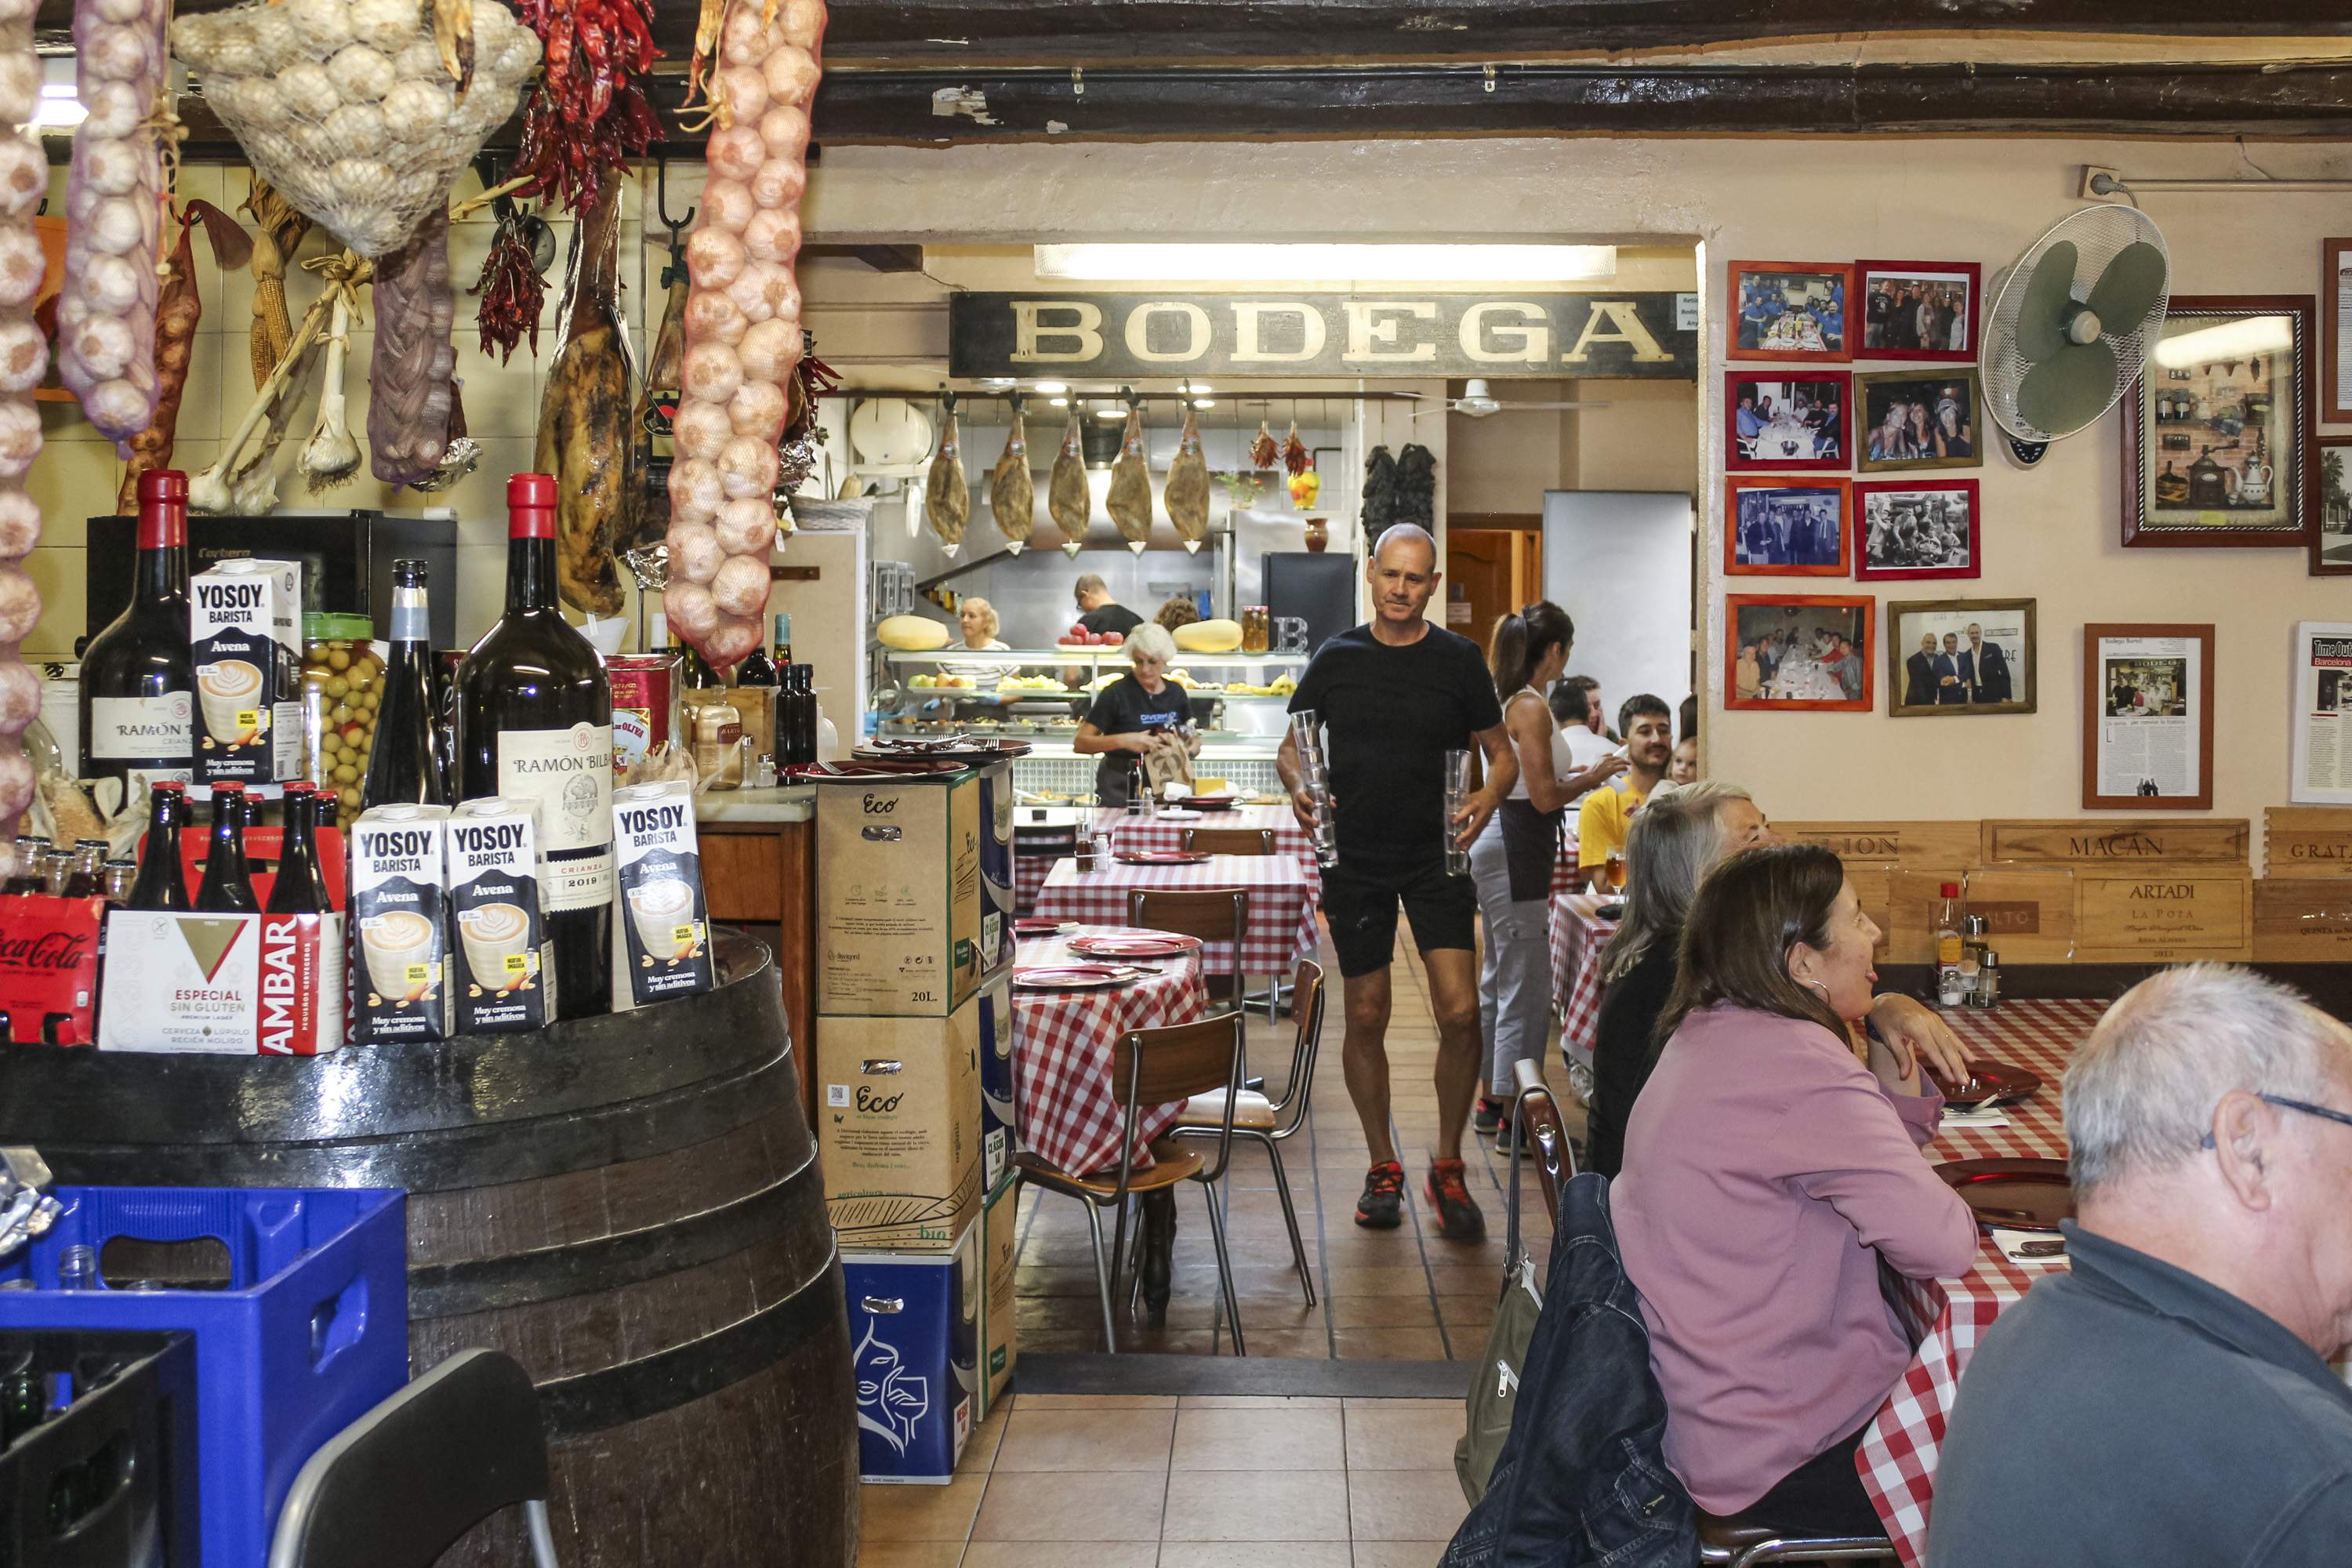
[1936,1156,2073,1232]
[1068,933,1201,959]
[1115,850,1210,866]
[1188,795,1238,811]
[1014,918,1073,936]
[1011,964,1143,991]
[1931,1058,2043,1109]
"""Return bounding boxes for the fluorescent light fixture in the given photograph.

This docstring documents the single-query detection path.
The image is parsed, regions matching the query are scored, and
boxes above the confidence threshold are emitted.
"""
[32,60,81,132]
[1193,399,1215,408]
[1034,243,1617,284]
[1031,381,1069,394]
[2151,316,2296,370]
[1048,396,1069,407]
[1094,405,1125,421]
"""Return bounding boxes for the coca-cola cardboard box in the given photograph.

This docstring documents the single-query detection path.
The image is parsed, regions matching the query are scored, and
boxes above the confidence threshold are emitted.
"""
[0,895,104,1045]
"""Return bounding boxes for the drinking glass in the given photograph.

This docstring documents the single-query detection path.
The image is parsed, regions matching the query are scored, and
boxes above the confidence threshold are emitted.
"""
[1443,749,1473,877]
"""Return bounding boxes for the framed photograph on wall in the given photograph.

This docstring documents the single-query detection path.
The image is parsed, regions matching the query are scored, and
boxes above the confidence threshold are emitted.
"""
[1728,260,1855,363]
[1724,477,1851,576]
[1725,371,1852,473]
[2290,621,2352,804]
[1855,260,1981,362]
[1887,597,2034,717]
[2313,436,2351,575]
[2123,294,2314,549]
[1725,593,1875,712]
[2325,241,2352,425]
[2083,622,2216,811]
[1855,368,1984,473]
[1853,480,1981,581]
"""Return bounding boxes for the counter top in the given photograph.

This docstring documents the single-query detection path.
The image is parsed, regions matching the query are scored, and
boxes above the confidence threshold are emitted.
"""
[694,784,815,824]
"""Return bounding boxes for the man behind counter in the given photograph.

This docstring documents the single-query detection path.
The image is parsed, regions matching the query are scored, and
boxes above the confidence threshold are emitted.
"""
[1073,574,1145,639]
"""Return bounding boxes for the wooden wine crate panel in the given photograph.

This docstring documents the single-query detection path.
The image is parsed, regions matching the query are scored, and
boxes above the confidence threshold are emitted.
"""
[1882,867,1978,965]
[1958,866,2078,964]
[1776,822,1983,870]
[1983,818,2249,867]
[2073,865,2254,963]
[2252,879,2352,962]
[2262,808,2352,878]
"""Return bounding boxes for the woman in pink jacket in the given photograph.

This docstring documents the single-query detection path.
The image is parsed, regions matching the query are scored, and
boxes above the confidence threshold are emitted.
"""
[1613,842,1978,1537]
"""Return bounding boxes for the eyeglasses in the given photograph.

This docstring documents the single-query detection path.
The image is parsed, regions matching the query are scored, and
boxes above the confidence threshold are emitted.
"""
[2198,1094,2352,1149]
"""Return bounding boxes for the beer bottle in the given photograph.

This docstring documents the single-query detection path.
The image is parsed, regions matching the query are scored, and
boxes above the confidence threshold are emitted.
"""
[127,782,193,912]
[194,785,260,913]
[61,839,107,898]
[267,783,332,913]
[38,849,68,895]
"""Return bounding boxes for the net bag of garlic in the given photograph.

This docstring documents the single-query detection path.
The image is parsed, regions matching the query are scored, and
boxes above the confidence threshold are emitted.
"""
[172,0,542,260]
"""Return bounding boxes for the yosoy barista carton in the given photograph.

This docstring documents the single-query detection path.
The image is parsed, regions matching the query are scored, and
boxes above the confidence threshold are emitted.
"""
[447,797,556,1032]
[610,779,717,1011]
[190,559,303,788]
[350,804,452,1041]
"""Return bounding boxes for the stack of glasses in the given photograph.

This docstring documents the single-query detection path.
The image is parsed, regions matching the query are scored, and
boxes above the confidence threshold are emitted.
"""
[1287,711,1341,867]
[1443,749,1473,877]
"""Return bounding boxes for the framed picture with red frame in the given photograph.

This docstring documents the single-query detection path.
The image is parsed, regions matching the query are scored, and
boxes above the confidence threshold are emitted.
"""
[1725,477,1851,576]
[1725,370,1853,474]
[1724,593,1875,713]
[1854,260,1982,362]
[1853,479,1981,582]
[1728,260,1855,363]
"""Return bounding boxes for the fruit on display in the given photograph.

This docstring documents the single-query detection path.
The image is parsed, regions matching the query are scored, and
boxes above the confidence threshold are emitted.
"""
[878,613,951,651]
[1173,618,1243,653]
[906,673,975,689]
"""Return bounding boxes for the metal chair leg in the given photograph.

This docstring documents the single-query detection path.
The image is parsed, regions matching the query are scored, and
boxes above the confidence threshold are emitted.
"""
[524,1501,560,1568]
[1107,1194,1131,1324]
[1200,1180,1247,1356]
[1080,1200,1118,1352]
[1254,1129,1316,1306]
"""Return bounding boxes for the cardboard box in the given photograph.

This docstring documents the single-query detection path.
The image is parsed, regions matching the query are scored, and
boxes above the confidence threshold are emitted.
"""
[448,797,556,1033]
[190,558,303,789]
[841,1223,981,1483]
[975,757,1014,971]
[0,894,104,1045]
[96,909,343,1054]
[817,770,983,1017]
[979,1174,1018,1417]
[611,780,717,1011]
[819,999,984,1251]
[350,804,452,1044]
[975,967,1015,1193]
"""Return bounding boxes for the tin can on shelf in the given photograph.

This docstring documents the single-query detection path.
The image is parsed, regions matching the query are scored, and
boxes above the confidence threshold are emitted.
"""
[608,653,682,780]
[299,612,382,826]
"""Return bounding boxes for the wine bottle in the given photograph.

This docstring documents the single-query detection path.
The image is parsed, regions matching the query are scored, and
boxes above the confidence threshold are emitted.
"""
[266,783,331,913]
[735,638,777,688]
[194,785,258,913]
[793,664,818,764]
[361,560,449,812]
[680,640,724,692]
[79,469,194,787]
[127,782,191,911]
[454,474,615,1018]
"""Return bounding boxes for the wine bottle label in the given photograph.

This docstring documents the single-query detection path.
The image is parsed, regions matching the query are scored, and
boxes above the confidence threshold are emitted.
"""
[497,724,615,913]
[89,692,193,760]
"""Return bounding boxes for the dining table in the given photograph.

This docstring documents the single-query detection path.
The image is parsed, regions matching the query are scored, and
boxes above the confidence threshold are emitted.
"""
[1099,802,1322,880]
[1856,996,2100,1566]
[1547,889,1616,1073]
[1011,923,1212,1325]
[1032,851,1320,977]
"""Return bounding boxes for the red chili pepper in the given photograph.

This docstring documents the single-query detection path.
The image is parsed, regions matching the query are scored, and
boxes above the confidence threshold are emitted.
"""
[470,211,546,364]
[514,0,662,216]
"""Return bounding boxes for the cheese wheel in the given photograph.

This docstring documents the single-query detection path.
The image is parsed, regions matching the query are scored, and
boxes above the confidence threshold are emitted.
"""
[1173,619,1244,653]
[877,614,951,652]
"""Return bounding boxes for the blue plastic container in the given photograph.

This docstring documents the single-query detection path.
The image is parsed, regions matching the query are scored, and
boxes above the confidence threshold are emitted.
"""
[842,1223,980,1485]
[0,1186,408,1568]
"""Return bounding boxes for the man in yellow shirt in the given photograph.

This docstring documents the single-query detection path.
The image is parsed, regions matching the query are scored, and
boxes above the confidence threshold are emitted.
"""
[1577,694,1675,891]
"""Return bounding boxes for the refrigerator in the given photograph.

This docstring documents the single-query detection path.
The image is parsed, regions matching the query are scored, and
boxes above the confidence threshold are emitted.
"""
[1262,551,1358,659]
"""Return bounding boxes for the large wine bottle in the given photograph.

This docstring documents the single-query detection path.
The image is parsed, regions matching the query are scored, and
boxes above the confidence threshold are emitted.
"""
[79,469,193,787]
[454,474,614,1018]
[361,559,449,812]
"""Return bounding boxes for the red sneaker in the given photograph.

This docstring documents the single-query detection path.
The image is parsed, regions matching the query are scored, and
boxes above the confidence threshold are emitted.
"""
[1425,1158,1486,1240]
[1355,1161,1405,1229]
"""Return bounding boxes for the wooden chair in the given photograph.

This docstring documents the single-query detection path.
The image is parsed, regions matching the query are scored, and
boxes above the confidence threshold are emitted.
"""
[1014,1010,1251,1354]
[1128,886,1248,1016]
[1173,959,1324,1305]
[1511,1057,1575,1230]
[1181,826,1276,857]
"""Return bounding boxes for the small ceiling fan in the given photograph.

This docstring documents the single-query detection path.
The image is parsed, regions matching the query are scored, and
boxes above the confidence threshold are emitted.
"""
[1412,379,1613,419]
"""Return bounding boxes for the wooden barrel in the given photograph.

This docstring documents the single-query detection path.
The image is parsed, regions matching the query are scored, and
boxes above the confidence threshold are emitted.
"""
[0,929,856,1568]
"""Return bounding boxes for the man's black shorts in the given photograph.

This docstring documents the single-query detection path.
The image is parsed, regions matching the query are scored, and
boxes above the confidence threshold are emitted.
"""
[1321,856,1478,979]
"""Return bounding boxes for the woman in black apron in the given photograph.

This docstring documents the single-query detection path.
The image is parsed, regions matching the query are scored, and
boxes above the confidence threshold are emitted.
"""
[1074,622,1198,806]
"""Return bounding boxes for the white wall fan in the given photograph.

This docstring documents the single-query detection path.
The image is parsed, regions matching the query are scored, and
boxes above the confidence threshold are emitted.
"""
[1984,205,2171,466]
[1411,379,1613,418]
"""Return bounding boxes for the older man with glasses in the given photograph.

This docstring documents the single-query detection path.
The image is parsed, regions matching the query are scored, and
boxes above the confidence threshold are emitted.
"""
[1928,965,2352,1567]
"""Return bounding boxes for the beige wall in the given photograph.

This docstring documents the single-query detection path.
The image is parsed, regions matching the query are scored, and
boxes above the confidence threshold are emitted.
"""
[802,136,2352,837]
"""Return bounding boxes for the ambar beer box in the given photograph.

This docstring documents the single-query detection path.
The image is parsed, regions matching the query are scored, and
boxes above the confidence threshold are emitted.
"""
[96,908,343,1054]
[820,997,984,1252]
[979,1174,1018,1417]
[817,770,983,1017]
[841,1221,980,1483]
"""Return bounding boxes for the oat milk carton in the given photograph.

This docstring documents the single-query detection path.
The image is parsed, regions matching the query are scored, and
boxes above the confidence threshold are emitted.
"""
[350,804,452,1042]
[189,559,303,788]
[610,779,716,1011]
[447,797,556,1033]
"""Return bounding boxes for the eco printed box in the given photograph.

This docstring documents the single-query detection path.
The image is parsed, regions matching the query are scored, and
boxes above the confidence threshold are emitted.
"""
[816,770,983,1017]
[610,779,717,1011]
[818,997,984,1253]
[190,558,302,788]
[447,797,555,1032]
[350,804,452,1043]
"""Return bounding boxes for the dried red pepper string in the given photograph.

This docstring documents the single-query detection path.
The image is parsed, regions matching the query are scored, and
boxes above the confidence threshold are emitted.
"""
[511,0,662,216]
[470,212,546,364]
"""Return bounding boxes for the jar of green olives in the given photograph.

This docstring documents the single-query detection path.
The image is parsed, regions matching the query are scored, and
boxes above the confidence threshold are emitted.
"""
[300,613,383,826]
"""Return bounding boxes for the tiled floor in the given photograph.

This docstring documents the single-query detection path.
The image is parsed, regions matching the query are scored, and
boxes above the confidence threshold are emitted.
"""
[1014,925,1584,1359]
[858,1394,1472,1568]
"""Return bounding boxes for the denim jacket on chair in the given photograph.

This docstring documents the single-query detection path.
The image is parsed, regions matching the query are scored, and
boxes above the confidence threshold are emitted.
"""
[1440,1172,1697,1568]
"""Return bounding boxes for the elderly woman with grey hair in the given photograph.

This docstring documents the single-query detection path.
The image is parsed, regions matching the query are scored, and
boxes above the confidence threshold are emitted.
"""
[1583,782,1965,1178]
[1074,621,1198,805]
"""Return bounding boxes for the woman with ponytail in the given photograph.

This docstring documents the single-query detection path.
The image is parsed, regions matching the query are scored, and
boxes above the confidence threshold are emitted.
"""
[1470,602,1628,1148]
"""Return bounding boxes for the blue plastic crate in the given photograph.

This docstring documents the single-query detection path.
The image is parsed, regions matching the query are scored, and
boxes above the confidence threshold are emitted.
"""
[0,1186,408,1568]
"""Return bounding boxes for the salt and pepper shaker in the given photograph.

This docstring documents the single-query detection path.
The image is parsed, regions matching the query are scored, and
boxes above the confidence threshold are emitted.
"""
[1971,951,2002,1011]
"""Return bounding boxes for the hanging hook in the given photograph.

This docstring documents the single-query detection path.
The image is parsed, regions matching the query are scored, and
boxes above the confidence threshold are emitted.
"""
[656,160,695,289]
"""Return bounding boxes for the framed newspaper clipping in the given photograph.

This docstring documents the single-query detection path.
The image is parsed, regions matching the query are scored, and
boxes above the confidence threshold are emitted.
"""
[2084,623,2215,811]
[2290,621,2352,804]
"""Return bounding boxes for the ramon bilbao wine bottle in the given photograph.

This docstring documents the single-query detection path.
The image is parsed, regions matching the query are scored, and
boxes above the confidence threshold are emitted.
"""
[454,474,615,1018]
[79,468,194,786]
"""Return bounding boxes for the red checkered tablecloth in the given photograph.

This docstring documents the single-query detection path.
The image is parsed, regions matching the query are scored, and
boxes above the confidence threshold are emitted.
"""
[1856,997,2104,1566]
[1101,804,1321,880]
[1548,891,1613,1069]
[1033,852,1319,975]
[1011,926,1209,1177]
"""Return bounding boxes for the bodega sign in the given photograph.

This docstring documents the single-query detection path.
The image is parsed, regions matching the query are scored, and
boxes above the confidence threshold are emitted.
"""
[947,292,1699,380]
